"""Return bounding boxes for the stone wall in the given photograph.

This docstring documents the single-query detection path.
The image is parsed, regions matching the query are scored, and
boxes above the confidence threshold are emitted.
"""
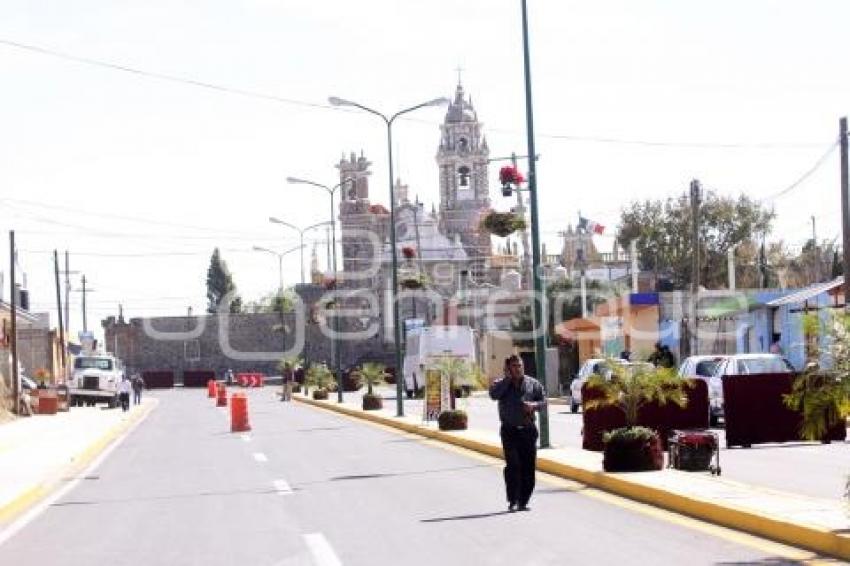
[103,286,395,381]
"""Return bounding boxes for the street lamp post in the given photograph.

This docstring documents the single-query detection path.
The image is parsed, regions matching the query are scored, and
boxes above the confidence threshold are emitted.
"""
[519,0,550,448]
[252,244,305,291]
[285,176,355,403]
[268,218,332,284]
[328,94,450,417]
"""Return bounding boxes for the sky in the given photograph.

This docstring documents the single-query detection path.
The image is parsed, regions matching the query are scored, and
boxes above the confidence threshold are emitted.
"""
[1,0,849,340]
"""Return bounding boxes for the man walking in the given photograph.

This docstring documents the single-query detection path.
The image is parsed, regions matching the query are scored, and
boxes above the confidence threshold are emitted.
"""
[131,373,144,405]
[118,376,131,412]
[489,355,546,512]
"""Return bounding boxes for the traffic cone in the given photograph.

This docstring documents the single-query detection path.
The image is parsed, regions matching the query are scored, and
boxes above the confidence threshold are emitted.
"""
[207,379,217,398]
[216,383,228,407]
[230,392,251,432]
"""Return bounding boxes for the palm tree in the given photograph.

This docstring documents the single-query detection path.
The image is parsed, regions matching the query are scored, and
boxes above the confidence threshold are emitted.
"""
[306,363,334,395]
[359,363,386,396]
[585,362,689,427]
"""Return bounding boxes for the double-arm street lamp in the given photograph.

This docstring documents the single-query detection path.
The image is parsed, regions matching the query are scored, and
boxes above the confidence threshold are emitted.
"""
[252,244,305,291]
[268,218,333,284]
[285,176,355,403]
[328,94,450,417]
[519,0,550,448]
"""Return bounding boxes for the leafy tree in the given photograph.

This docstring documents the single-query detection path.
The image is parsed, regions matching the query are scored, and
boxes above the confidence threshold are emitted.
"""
[246,288,296,314]
[784,313,850,441]
[206,248,243,313]
[617,191,774,289]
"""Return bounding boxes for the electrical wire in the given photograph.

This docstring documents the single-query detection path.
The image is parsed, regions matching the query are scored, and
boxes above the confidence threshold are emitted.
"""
[0,38,829,151]
[758,141,840,202]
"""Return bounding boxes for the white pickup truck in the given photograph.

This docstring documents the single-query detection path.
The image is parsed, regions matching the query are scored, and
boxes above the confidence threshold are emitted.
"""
[403,325,476,397]
[68,353,125,408]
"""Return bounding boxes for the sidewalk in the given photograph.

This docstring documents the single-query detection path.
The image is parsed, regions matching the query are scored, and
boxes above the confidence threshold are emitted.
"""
[294,389,850,561]
[0,398,157,526]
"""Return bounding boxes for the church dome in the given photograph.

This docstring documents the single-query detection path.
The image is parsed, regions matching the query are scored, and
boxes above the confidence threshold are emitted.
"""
[445,83,477,123]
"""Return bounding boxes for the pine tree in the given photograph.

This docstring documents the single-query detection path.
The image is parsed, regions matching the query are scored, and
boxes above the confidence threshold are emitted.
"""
[206,248,242,313]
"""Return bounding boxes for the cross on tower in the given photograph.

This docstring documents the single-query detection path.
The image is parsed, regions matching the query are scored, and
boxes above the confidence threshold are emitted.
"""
[455,65,464,85]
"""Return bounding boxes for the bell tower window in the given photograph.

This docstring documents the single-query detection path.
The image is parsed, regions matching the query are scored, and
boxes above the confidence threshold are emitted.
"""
[457,165,470,187]
[458,137,468,152]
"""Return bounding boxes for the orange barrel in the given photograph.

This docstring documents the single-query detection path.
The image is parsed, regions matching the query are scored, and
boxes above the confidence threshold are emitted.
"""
[216,383,228,407]
[207,379,217,398]
[230,393,251,432]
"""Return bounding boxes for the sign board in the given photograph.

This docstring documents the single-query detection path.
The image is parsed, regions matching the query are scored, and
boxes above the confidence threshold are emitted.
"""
[424,368,443,421]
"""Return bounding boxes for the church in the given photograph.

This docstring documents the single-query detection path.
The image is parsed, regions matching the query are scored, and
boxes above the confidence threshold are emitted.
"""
[334,82,524,332]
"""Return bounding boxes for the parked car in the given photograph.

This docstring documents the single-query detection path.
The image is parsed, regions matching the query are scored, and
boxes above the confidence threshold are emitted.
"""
[707,353,794,426]
[678,355,728,383]
[569,358,624,413]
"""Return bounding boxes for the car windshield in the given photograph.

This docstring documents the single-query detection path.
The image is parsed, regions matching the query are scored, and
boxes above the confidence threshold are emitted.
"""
[74,358,113,371]
[736,357,792,374]
[694,360,721,377]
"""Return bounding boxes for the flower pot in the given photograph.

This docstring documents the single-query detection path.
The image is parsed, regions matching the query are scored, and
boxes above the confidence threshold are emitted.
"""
[312,389,329,401]
[362,393,383,411]
[437,410,468,431]
[602,427,663,472]
[481,211,527,238]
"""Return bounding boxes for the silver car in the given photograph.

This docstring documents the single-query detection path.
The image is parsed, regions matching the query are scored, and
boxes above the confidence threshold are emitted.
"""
[708,354,794,426]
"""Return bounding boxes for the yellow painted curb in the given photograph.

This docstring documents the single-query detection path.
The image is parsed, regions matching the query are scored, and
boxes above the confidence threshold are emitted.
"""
[295,395,850,561]
[0,400,158,525]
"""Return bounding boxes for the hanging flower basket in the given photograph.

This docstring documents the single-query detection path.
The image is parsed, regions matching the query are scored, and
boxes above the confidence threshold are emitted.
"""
[401,246,416,259]
[323,277,337,290]
[368,203,390,216]
[400,272,428,290]
[499,165,525,186]
[480,210,527,238]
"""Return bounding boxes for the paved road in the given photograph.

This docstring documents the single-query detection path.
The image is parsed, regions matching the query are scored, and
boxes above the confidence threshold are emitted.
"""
[380,389,848,500]
[0,389,826,565]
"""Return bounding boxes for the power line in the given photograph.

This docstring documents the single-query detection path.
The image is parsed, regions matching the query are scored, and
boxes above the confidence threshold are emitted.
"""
[0,38,829,151]
[759,141,840,202]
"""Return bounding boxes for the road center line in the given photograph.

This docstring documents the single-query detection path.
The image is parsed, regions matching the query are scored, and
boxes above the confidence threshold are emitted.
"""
[253,452,268,463]
[273,479,292,495]
[303,533,342,566]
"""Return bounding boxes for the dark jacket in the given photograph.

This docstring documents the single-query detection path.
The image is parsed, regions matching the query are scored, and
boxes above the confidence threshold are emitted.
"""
[489,375,546,427]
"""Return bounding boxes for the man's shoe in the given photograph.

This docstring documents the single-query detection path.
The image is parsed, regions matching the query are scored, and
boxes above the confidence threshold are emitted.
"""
[508,503,517,512]
[518,504,530,512]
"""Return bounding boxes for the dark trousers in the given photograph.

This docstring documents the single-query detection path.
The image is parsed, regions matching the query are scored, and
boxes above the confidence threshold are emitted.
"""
[500,424,538,506]
[120,392,130,411]
[133,390,141,405]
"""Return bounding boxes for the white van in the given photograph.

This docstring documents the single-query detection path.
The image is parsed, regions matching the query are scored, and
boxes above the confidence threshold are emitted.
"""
[403,325,476,397]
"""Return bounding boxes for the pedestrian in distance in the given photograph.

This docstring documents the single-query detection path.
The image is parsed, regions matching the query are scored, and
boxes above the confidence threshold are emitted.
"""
[281,365,294,402]
[118,376,131,412]
[660,345,677,368]
[488,355,546,513]
[647,342,664,366]
[132,373,144,405]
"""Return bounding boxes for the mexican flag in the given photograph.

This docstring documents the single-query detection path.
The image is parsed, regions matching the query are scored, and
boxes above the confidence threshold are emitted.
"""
[578,216,605,235]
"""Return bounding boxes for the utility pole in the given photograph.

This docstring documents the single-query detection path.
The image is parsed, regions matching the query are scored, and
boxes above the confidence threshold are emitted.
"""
[61,251,78,335]
[811,215,820,283]
[840,116,849,310]
[690,179,702,356]
[53,250,66,382]
[727,247,736,291]
[9,232,19,413]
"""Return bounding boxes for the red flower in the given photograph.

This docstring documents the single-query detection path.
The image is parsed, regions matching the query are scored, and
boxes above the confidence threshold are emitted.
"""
[499,165,525,186]
[368,204,390,215]
[402,246,416,259]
